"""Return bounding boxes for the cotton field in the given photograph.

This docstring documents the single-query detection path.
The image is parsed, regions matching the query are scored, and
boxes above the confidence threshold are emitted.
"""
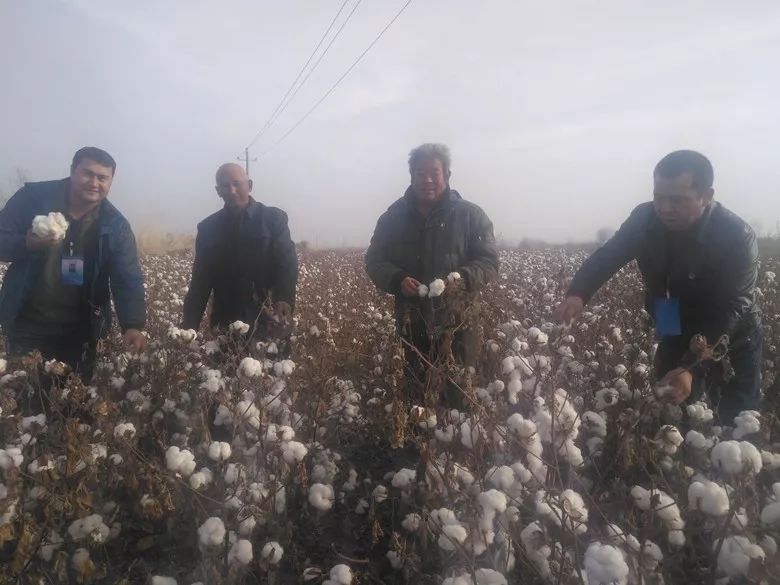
[0,248,779,585]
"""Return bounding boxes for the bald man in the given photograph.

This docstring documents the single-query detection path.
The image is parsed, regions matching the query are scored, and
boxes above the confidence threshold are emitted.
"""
[181,164,298,338]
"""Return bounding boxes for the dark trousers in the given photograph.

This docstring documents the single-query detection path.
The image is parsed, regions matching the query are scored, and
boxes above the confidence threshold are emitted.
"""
[655,325,763,425]
[6,317,96,381]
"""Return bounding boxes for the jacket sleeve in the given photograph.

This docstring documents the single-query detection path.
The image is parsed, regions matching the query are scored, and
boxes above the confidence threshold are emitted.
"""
[182,230,213,330]
[458,206,499,291]
[694,226,758,347]
[269,210,298,308]
[0,186,33,262]
[110,221,146,331]
[567,205,645,303]
[365,213,406,295]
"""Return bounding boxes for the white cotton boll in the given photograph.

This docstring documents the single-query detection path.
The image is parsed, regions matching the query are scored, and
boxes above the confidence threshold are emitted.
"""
[230,321,250,334]
[282,441,308,464]
[558,439,584,467]
[238,357,264,378]
[402,513,422,532]
[208,441,232,462]
[584,542,629,585]
[442,577,472,585]
[308,483,334,511]
[327,564,353,585]
[582,411,607,438]
[38,530,63,561]
[685,430,714,450]
[474,569,507,585]
[656,425,684,455]
[189,468,213,490]
[67,514,110,543]
[417,284,429,297]
[239,516,257,537]
[762,450,780,471]
[428,278,446,297]
[165,446,196,477]
[434,424,455,443]
[460,420,483,449]
[438,524,468,551]
[200,369,224,393]
[761,487,780,527]
[527,327,548,345]
[151,577,177,585]
[113,422,136,440]
[686,401,715,423]
[372,485,389,502]
[716,535,765,578]
[688,480,730,517]
[387,550,402,569]
[711,440,763,475]
[447,271,462,282]
[391,468,416,489]
[760,535,777,558]
[198,517,226,548]
[32,212,69,240]
[486,466,516,492]
[273,359,296,377]
[733,410,761,439]
[594,388,620,411]
[228,539,253,565]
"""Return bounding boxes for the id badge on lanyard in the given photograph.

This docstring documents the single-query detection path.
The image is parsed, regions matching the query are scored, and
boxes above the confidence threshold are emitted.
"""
[61,240,85,286]
[654,277,681,339]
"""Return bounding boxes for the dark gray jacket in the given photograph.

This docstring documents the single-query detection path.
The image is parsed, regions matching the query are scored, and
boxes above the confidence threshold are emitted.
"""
[365,188,499,322]
[568,201,759,348]
[182,198,298,330]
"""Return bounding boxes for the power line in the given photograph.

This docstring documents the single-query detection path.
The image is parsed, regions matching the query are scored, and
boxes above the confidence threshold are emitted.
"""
[263,0,364,140]
[245,0,352,150]
[257,0,415,159]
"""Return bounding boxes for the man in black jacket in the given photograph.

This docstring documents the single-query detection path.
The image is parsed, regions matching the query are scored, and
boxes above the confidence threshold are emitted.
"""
[182,163,298,338]
[554,150,761,424]
[365,144,499,401]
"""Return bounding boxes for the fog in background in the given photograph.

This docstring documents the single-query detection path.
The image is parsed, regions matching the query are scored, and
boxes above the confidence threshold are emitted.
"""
[2,0,779,246]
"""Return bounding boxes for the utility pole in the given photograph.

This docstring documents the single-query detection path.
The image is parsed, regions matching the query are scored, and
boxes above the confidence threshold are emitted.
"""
[237,147,258,177]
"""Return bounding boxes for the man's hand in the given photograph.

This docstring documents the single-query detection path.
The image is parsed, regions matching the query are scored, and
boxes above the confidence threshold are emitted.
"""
[658,367,693,404]
[123,328,146,353]
[25,229,59,252]
[273,301,292,324]
[401,276,423,298]
[553,295,585,325]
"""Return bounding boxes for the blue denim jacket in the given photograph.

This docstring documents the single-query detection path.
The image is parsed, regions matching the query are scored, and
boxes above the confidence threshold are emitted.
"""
[0,179,146,338]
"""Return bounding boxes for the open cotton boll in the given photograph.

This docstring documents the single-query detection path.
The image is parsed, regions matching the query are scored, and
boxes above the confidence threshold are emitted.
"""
[688,479,730,516]
[686,401,714,423]
[326,564,353,585]
[198,517,225,548]
[438,523,468,551]
[208,441,231,462]
[733,410,761,439]
[67,514,110,543]
[230,320,250,334]
[685,430,714,450]
[762,450,780,471]
[655,425,684,454]
[151,577,177,585]
[282,441,308,464]
[402,513,422,532]
[447,272,462,282]
[165,446,196,477]
[113,422,136,440]
[238,357,264,378]
[260,541,284,564]
[391,468,416,489]
[308,483,334,511]
[711,440,763,475]
[189,468,213,490]
[584,542,629,585]
[32,212,69,240]
[428,278,446,298]
[716,535,765,578]
[228,539,253,565]
[760,485,780,527]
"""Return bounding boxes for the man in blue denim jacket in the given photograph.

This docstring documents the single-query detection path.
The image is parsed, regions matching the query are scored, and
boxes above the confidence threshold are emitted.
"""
[0,147,146,378]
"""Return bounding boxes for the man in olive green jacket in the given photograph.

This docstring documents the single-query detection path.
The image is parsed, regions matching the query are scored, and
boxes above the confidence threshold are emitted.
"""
[365,144,499,400]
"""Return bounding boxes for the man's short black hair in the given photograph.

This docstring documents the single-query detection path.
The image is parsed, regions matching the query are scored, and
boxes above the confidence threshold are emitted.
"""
[654,150,713,190]
[71,147,116,175]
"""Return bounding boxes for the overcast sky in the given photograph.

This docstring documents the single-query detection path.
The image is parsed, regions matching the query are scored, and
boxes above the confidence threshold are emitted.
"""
[1,0,779,246]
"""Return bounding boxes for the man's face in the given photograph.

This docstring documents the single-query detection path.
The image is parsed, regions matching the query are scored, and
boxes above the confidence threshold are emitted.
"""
[216,166,253,209]
[70,159,114,205]
[653,172,713,231]
[411,158,448,205]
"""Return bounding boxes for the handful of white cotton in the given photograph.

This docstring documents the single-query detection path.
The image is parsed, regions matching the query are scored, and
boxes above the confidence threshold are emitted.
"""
[32,212,69,240]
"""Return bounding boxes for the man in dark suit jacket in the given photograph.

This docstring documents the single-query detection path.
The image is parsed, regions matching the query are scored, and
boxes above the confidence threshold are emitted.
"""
[182,163,298,338]
[554,150,761,424]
